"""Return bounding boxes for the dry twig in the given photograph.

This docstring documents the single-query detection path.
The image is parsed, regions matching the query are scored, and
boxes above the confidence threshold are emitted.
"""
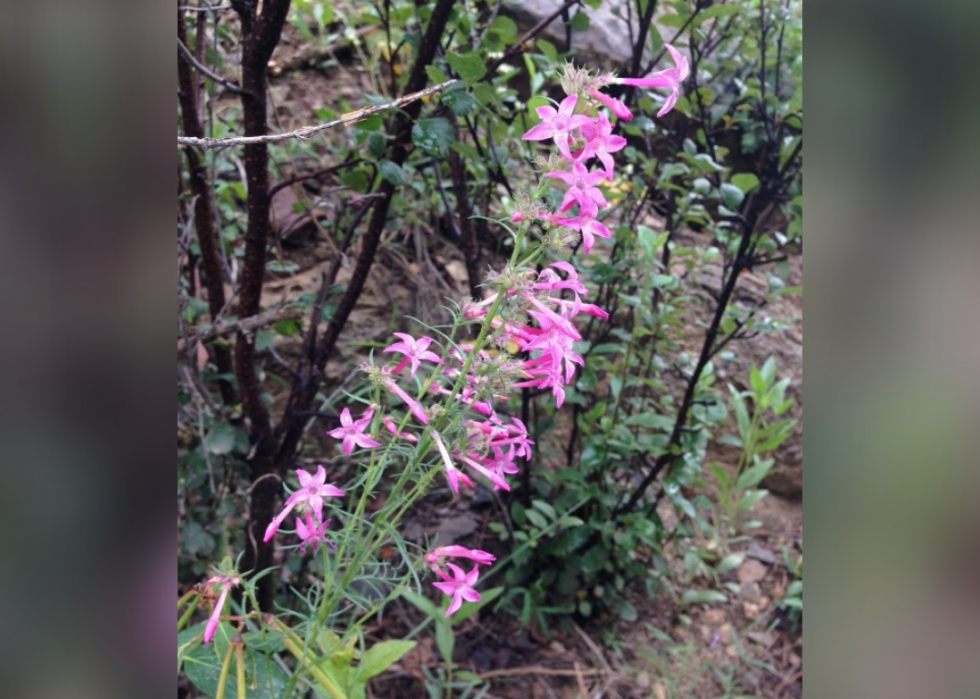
[177,307,301,352]
[177,80,458,149]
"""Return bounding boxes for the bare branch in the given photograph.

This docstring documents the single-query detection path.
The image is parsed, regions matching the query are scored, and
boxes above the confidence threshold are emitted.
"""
[177,80,459,149]
[176,36,247,95]
[177,307,302,352]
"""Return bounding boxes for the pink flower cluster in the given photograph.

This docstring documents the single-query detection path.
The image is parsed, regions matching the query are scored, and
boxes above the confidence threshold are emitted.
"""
[425,546,496,616]
[520,44,689,255]
[263,464,344,553]
[255,55,689,618]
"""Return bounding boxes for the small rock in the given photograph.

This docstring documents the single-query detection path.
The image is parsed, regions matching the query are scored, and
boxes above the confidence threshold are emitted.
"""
[743,601,761,620]
[433,515,477,544]
[758,596,771,611]
[718,623,733,644]
[653,683,667,699]
[636,672,652,690]
[740,581,762,600]
[748,631,774,647]
[746,541,777,564]
[737,559,768,585]
[789,652,802,666]
[725,643,739,659]
[703,609,725,626]
[549,640,567,654]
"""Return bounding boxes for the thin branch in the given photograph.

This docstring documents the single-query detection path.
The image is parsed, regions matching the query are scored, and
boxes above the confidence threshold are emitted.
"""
[176,36,247,95]
[177,307,302,352]
[177,80,459,149]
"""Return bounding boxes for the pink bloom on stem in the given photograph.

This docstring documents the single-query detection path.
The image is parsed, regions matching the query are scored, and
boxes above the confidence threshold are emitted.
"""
[203,575,238,645]
[383,416,419,443]
[263,465,345,542]
[432,563,483,617]
[617,43,690,117]
[383,378,429,425]
[295,512,334,554]
[522,94,594,160]
[573,113,627,179]
[432,431,473,494]
[545,162,609,216]
[327,407,381,456]
[426,545,497,567]
[544,211,612,255]
[587,86,633,121]
[383,332,443,377]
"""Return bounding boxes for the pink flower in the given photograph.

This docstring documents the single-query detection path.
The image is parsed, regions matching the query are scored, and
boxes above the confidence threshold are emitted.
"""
[522,94,594,160]
[426,545,497,567]
[327,406,381,456]
[432,563,483,617]
[546,162,609,216]
[587,86,633,120]
[573,113,626,179]
[383,377,429,425]
[617,43,690,117]
[432,430,473,494]
[544,210,612,255]
[202,575,239,645]
[263,465,345,542]
[383,332,443,377]
[295,511,334,554]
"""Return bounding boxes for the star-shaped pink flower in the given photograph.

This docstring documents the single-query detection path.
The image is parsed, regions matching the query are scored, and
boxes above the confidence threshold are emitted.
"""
[263,465,344,542]
[432,563,482,617]
[522,94,595,160]
[544,210,612,255]
[573,113,627,179]
[383,332,443,377]
[327,406,381,456]
[295,511,335,554]
[546,162,609,216]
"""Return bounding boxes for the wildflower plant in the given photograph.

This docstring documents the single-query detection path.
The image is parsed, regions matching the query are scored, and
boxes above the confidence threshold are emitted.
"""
[179,53,688,697]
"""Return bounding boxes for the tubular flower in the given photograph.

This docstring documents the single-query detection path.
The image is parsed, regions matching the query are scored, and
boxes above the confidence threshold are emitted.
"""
[615,43,690,117]
[327,407,381,456]
[202,575,239,645]
[263,465,344,542]
[545,162,609,216]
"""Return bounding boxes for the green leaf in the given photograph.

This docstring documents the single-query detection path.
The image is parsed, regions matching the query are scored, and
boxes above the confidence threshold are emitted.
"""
[702,4,743,19]
[579,544,607,575]
[612,599,638,622]
[737,489,769,512]
[490,15,518,39]
[708,463,730,489]
[736,458,774,491]
[719,183,744,209]
[525,508,548,530]
[536,39,558,62]
[731,173,760,194]
[378,160,406,186]
[531,499,557,520]
[446,51,487,82]
[205,421,235,455]
[716,553,744,575]
[254,330,275,352]
[425,65,448,84]
[568,10,590,31]
[273,318,301,336]
[401,589,441,621]
[184,637,290,699]
[442,88,478,116]
[411,118,455,157]
[435,620,454,664]
[359,640,416,680]
[680,589,727,606]
[728,384,750,444]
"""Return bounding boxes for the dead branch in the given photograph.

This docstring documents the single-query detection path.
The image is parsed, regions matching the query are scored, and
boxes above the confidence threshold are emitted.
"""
[177,80,458,149]
[177,307,302,352]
